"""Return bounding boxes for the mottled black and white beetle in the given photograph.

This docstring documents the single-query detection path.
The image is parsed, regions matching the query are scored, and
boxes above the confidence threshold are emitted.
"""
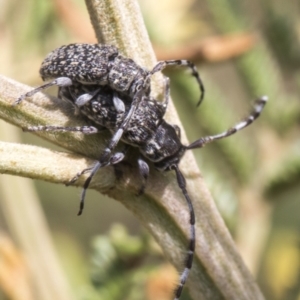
[15,43,205,119]
[14,43,268,300]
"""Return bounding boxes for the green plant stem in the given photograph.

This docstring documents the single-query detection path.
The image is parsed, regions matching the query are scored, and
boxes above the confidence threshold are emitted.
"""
[0,126,75,300]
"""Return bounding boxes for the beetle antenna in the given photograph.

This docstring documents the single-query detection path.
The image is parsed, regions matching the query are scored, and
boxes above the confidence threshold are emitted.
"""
[187,96,268,150]
[171,164,195,300]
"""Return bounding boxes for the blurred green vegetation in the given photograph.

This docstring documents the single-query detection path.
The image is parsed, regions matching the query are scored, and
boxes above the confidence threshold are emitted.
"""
[0,0,300,299]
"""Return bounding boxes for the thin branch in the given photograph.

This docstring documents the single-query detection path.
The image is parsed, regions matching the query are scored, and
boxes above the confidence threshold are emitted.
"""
[85,1,265,299]
[154,33,256,63]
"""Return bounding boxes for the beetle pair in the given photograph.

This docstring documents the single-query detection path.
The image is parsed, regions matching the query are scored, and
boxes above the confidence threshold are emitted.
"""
[15,43,267,300]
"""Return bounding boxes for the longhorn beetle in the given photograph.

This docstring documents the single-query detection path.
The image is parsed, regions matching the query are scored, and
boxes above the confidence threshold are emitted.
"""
[14,43,268,300]
[15,43,205,121]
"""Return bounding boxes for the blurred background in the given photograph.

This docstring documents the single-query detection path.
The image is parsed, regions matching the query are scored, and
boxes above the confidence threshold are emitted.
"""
[0,0,300,299]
